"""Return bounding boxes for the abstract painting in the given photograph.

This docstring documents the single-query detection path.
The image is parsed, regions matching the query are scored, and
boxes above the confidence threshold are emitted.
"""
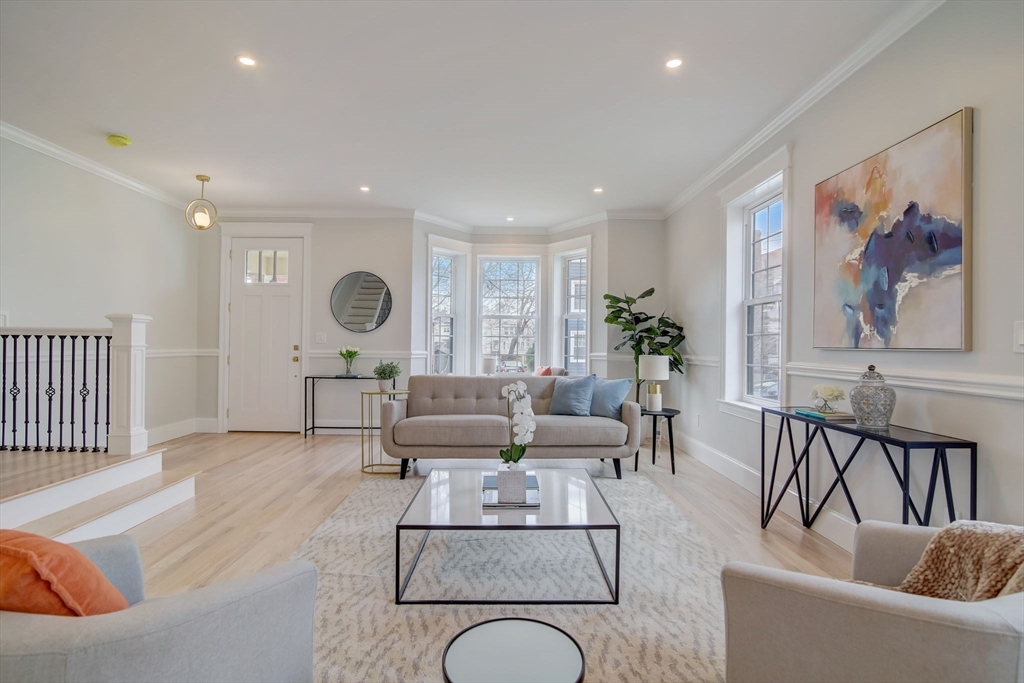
[813,109,972,350]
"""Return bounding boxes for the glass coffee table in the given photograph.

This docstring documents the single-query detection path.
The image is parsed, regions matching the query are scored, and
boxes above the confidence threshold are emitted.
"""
[395,468,620,605]
[442,618,585,683]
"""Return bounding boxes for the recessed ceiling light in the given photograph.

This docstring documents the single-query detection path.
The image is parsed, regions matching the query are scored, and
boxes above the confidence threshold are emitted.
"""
[666,58,682,69]
[593,187,604,194]
[506,216,514,222]
[237,56,256,66]
[360,186,370,192]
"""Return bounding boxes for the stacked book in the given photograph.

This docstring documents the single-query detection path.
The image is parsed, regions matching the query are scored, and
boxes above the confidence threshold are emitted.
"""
[794,407,856,423]
[482,475,541,508]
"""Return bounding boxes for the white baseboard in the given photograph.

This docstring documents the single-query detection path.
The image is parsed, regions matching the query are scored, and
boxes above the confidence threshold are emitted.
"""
[194,417,220,433]
[148,417,222,444]
[678,432,856,551]
[148,419,197,445]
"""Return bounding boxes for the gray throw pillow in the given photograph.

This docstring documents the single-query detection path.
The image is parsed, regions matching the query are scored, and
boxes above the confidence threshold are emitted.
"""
[590,378,633,419]
[549,375,598,416]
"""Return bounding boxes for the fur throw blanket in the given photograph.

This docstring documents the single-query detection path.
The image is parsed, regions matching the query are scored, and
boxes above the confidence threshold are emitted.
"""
[897,520,1024,601]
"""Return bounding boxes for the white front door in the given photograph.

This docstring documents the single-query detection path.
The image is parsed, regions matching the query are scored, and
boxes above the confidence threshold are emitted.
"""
[228,238,304,431]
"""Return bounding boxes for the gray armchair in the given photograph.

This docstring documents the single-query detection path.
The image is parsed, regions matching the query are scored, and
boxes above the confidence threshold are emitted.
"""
[0,535,318,683]
[722,521,1024,683]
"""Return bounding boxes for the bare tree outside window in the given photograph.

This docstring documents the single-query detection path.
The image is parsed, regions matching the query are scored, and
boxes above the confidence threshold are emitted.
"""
[480,259,538,372]
[431,255,455,374]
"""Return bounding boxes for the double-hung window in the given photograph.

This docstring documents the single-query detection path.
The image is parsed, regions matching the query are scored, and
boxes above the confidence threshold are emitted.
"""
[430,254,455,374]
[744,196,783,402]
[562,255,587,374]
[480,259,539,373]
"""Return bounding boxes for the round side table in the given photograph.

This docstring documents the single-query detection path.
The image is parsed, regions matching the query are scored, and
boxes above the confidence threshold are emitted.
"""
[636,407,680,475]
[442,617,585,683]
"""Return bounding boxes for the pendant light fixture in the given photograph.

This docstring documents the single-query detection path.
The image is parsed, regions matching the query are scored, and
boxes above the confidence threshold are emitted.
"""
[185,175,218,230]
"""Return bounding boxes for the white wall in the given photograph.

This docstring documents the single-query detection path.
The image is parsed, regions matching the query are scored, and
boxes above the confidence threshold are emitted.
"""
[664,0,1024,548]
[0,137,202,435]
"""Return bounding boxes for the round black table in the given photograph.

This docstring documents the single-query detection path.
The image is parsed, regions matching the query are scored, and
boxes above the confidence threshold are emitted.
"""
[636,407,680,475]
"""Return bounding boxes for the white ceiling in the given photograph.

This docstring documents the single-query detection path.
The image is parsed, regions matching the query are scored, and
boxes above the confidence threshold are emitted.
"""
[1,0,916,229]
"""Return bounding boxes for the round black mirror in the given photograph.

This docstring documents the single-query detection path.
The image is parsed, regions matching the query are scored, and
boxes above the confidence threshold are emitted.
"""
[330,271,392,332]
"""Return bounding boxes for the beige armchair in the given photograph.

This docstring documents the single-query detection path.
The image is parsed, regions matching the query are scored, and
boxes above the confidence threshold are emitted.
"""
[0,535,318,683]
[721,521,1024,683]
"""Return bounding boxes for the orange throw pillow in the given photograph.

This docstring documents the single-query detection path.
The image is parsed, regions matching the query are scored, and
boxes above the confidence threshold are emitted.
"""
[534,366,552,376]
[0,529,130,616]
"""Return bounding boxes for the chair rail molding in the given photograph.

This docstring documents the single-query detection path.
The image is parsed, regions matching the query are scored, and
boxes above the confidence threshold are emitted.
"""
[786,362,1024,402]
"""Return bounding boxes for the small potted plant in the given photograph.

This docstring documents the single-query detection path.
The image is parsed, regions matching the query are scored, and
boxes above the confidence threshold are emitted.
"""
[338,346,360,376]
[373,360,402,392]
[811,384,845,414]
[497,381,536,503]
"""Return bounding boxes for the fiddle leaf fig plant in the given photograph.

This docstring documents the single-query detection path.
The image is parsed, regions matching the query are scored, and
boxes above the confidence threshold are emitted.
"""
[604,288,686,402]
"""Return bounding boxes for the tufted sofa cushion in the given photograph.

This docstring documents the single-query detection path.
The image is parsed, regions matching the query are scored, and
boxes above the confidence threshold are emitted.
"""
[395,414,509,446]
[406,375,557,418]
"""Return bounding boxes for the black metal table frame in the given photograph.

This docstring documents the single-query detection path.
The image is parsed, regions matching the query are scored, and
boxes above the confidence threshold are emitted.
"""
[760,407,977,530]
[634,407,680,475]
[303,375,394,437]
[395,475,621,605]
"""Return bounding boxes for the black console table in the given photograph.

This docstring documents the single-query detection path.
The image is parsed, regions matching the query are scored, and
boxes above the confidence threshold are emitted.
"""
[304,375,378,437]
[761,407,977,530]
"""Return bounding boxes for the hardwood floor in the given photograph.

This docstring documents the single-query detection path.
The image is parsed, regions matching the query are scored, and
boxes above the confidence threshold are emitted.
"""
[126,432,850,596]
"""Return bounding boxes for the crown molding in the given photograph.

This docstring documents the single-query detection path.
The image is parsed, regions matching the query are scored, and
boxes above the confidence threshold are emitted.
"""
[219,207,415,220]
[0,121,187,209]
[662,0,946,219]
[606,210,665,221]
[413,211,473,233]
[546,212,609,234]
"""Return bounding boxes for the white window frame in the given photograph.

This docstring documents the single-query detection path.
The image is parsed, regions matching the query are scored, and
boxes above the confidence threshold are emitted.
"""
[429,252,456,374]
[716,145,791,423]
[742,194,783,406]
[478,256,541,374]
[560,252,588,374]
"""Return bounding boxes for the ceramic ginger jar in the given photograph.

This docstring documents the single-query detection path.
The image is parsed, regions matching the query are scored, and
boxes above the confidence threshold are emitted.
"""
[849,365,896,430]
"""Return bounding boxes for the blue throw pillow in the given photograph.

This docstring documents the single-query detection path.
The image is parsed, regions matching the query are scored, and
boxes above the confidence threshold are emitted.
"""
[550,375,598,416]
[590,378,633,419]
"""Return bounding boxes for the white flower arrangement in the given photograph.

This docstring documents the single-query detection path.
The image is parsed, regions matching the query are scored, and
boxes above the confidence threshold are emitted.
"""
[810,384,845,413]
[337,346,360,361]
[500,381,536,464]
[338,346,360,374]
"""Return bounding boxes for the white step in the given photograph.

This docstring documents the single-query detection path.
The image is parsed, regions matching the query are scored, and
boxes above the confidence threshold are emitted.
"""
[18,472,195,543]
[0,450,164,528]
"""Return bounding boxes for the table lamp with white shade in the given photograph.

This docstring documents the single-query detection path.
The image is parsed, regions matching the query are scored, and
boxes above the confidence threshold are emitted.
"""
[639,355,670,411]
[481,357,498,375]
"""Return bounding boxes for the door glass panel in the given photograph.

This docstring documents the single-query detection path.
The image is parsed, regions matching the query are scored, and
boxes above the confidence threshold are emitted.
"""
[245,250,289,284]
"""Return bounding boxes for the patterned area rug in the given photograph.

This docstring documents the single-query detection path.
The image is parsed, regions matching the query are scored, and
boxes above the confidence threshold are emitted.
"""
[294,472,728,682]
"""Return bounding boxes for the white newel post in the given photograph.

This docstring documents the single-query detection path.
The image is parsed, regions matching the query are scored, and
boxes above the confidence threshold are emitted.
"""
[106,314,151,455]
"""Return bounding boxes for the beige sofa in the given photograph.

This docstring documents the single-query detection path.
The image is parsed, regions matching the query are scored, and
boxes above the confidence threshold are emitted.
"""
[0,535,318,683]
[721,521,1024,683]
[381,375,641,479]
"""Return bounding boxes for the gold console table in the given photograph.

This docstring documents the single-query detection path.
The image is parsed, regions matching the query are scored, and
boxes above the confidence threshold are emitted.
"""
[360,390,410,475]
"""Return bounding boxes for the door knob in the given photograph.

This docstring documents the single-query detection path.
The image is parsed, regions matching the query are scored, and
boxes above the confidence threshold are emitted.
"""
[292,356,299,362]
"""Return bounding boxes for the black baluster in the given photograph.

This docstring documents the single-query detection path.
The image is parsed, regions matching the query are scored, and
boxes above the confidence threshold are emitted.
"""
[58,335,66,451]
[104,336,111,452]
[9,336,17,450]
[93,336,100,452]
[69,336,76,452]
[1,335,7,451]
[34,335,42,451]
[80,337,89,450]
[45,335,55,451]
[23,335,30,451]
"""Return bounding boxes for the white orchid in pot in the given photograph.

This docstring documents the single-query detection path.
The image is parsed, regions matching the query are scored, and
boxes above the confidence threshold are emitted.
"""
[500,381,536,467]
[497,381,536,503]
